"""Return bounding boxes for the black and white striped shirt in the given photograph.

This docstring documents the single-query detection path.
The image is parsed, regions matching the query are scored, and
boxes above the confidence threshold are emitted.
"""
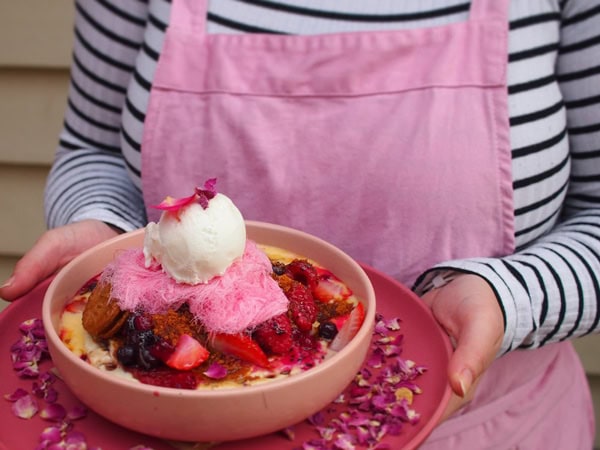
[45,0,600,354]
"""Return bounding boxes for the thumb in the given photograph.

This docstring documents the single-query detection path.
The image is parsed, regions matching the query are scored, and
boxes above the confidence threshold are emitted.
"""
[422,275,504,398]
[446,296,504,398]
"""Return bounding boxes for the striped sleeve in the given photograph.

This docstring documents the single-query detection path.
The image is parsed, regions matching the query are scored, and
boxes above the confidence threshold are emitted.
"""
[43,0,150,232]
[414,0,600,354]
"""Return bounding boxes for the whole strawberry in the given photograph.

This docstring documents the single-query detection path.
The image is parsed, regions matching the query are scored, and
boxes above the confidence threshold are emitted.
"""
[286,282,317,332]
[254,314,293,354]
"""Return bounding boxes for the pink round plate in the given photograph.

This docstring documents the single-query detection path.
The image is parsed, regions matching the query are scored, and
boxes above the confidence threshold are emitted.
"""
[0,266,452,450]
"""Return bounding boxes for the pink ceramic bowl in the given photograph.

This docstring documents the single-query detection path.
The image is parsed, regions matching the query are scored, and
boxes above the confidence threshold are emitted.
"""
[42,221,376,442]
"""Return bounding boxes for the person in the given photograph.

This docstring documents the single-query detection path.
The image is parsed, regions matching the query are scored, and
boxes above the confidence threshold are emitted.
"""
[1,0,598,448]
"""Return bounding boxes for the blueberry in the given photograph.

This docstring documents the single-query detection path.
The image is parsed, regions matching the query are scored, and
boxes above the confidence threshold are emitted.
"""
[124,314,138,334]
[117,345,137,366]
[138,347,159,369]
[318,321,338,340]
[128,330,156,347]
[272,262,286,276]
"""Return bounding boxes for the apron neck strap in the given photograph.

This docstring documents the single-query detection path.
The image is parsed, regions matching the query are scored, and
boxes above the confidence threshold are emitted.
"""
[168,0,508,32]
[169,0,208,32]
[470,0,510,21]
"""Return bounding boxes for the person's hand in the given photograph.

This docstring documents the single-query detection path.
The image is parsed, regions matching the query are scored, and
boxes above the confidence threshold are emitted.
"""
[420,273,504,421]
[0,220,121,302]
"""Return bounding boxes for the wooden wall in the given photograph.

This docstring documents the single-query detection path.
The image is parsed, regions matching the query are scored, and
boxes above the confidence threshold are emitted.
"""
[0,1,73,303]
[0,1,597,446]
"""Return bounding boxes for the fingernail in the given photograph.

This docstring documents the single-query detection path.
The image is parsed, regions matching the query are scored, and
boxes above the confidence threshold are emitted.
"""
[458,368,473,397]
[1,276,14,289]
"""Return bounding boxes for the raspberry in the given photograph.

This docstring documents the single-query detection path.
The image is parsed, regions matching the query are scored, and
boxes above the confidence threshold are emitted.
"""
[285,259,319,291]
[286,282,317,332]
[254,314,293,355]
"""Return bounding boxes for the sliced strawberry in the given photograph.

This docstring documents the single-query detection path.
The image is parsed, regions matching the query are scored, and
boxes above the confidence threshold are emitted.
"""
[165,334,209,371]
[329,303,366,351]
[313,273,353,303]
[65,299,87,313]
[211,333,270,368]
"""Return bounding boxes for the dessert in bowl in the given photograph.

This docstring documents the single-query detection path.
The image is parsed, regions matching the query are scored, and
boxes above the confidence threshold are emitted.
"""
[42,181,376,442]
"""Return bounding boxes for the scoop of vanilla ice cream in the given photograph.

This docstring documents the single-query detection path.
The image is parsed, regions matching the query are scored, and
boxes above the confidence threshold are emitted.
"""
[143,193,246,284]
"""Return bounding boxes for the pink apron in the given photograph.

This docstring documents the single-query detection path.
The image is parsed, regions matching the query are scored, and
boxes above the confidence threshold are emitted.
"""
[142,0,595,448]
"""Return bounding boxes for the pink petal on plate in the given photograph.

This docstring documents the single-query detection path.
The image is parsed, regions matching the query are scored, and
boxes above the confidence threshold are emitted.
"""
[12,343,43,362]
[333,433,356,450]
[12,394,38,419]
[44,387,59,403]
[385,317,402,331]
[4,387,29,402]
[18,318,42,334]
[63,430,88,449]
[67,404,88,420]
[13,360,40,379]
[39,425,62,443]
[40,403,67,421]
[39,370,58,385]
[280,426,296,441]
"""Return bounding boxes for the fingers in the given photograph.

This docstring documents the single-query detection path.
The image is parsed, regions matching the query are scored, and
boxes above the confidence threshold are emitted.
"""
[0,220,120,302]
[422,275,504,399]
[0,232,62,301]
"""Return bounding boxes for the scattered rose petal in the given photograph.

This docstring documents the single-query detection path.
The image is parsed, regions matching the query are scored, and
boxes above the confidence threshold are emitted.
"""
[39,424,63,443]
[4,387,29,402]
[297,314,425,449]
[40,403,67,421]
[281,426,296,440]
[8,319,97,449]
[12,394,38,419]
[63,430,88,448]
[203,362,227,379]
[67,405,88,421]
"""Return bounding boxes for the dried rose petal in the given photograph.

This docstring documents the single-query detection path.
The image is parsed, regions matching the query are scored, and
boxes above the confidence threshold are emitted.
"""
[40,403,67,421]
[299,314,425,449]
[12,394,38,419]
[302,440,328,450]
[4,387,29,402]
[67,405,88,421]
[13,359,41,378]
[281,426,296,441]
[39,424,63,444]
[19,318,43,334]
[203,362,227,379]
[152,178,218,212]
[44,387,59,403]
[152,194,197,212]
[195,178,217,209]
[333,433,356,450]
[63,430,87,448]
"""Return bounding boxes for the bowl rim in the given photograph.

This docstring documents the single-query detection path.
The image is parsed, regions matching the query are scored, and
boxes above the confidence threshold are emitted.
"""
[42,220,377,398]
